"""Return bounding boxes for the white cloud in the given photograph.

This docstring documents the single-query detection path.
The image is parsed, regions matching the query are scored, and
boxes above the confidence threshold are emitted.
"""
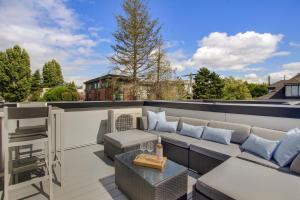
[289,42,300,47]
[164,40,185,49]
[0,0,109,85]
[186,31,283,71]
[268,62,300,83]
[244,73,265,83]
[167,49,190,71]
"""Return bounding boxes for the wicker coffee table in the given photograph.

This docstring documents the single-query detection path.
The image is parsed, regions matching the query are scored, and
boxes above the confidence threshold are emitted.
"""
[115,150,188,200]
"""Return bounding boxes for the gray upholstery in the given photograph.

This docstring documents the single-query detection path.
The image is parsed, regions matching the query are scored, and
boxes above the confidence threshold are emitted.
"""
[291,153,300,174]
[208,120,251,144]
[160,132,201,148]
[251,126,285,140]
[178,117,209,131]
[237,151,280,169]
[138,116,148,130]
[190,140,242,161]
[196,157,300,200]
[166,115,180,122]
[104,129,157,148]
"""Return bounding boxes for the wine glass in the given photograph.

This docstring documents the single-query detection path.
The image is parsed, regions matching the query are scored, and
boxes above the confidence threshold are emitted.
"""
[147,142,154,154]
[140,142,146,154]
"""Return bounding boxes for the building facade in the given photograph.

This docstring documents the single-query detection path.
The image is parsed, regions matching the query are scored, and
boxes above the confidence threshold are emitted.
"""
[260,73,300,99]
[84,74,134,101]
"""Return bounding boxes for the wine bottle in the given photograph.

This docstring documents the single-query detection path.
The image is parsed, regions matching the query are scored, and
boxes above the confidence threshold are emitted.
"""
[156,136,163,161]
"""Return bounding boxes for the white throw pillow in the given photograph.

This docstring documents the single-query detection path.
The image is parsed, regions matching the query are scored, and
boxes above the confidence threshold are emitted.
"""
[147,111,166,130]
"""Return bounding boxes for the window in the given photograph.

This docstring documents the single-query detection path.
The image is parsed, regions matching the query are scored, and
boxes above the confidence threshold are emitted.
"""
[285,85,292,97]
[292,85,298,96]
[286,85,300,97]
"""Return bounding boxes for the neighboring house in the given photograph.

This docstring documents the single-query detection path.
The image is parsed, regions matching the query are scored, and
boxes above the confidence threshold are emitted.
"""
[84,74,135,101]
[259,73,300,99]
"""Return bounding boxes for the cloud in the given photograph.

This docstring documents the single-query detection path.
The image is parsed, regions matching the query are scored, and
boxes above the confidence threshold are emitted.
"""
[268,62,300,83]
[185,31,283,71]
[244,73,265,83]
[0,0,110,85]
[289,42,300,47]
[167,49,190,71]
[164,40,185,49]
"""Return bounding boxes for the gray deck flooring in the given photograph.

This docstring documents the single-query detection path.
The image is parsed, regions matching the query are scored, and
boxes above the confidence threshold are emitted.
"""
[1,144,199,200]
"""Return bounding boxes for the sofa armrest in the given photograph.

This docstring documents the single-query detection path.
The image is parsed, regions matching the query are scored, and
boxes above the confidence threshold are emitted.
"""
[137,116,148,130]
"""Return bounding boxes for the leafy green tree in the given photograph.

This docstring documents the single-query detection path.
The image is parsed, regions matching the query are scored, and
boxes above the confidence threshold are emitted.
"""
[110,0,160,99]
[31,69,42,92]
[43,85,78,101]
[0,45,31,102]
[246,83,268,98]
[29,69,43,101]
[42,59,64,87]
[193,67,224,99]
[223,77,252,100]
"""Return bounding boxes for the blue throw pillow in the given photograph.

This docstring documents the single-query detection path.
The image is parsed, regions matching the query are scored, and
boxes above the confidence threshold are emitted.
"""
[180,123,204,139]
[147,111,166,130]
[241,134,279,160]
[202,126,232,145]
[273,128,300,167]
[156,121,178,133]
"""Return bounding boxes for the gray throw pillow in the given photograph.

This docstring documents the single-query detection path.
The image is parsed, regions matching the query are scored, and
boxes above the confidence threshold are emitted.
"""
[156,121,178,133]
[180,123,204,139]
[202,126,232,145]
[147,111,166,130]
[241,134,279,160]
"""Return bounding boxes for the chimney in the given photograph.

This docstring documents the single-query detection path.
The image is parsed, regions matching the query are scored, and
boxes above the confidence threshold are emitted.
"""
[268,75,271,86]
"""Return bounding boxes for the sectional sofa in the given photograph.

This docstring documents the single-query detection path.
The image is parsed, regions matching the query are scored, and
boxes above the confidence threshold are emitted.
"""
[104,115,300,200]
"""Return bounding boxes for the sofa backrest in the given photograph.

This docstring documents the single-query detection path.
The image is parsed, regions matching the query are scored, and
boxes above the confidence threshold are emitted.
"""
[290,154,300,175]
[208,120,251,144]
[178,117,209,132]
[251,126,285,140]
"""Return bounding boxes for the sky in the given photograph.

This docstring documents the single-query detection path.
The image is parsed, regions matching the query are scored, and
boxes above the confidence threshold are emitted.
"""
[0,0,300,85]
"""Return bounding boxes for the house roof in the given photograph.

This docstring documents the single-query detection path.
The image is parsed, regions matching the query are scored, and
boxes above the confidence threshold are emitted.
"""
[84,74,130,84]
[284,73,300,85]
[259,73,300,100]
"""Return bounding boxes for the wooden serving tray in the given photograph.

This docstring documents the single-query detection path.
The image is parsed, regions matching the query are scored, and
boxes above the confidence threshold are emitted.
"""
[133,154,167,170]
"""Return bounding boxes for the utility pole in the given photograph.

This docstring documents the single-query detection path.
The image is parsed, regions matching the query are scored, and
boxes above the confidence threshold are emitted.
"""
[182,73,196,99]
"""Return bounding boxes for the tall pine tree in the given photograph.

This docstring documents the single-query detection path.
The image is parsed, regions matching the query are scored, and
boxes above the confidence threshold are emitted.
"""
[0,45,31,102]
[42,59,64,87]
[31,69,42,92]
[193,67,224,99]
[110,0,160,99]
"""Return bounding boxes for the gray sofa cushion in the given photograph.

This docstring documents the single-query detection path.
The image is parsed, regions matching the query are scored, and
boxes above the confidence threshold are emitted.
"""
[196,157,300,200]
[178,117,209,131]
[190,140,242,161]
[104,129,157,148]
[251,126,285,140]
[291,154,300,174]
[238,151,280,169]
[160,132,201,148]
[208,120,251,144]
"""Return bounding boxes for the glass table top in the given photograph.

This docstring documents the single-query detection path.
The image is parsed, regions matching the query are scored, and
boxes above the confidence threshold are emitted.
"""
[115,150,187,186]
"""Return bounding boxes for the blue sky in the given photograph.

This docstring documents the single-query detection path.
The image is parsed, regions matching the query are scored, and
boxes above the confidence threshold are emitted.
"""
[0,0,300,85]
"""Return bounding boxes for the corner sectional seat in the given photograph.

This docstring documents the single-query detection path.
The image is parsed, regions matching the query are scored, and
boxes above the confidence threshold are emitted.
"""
[194,158,300,200]
[104,129,157,159]
[103,114,300,200]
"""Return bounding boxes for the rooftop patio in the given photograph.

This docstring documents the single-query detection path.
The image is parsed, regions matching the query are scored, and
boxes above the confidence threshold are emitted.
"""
[0,144,198,200]
[0,100,299,200]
